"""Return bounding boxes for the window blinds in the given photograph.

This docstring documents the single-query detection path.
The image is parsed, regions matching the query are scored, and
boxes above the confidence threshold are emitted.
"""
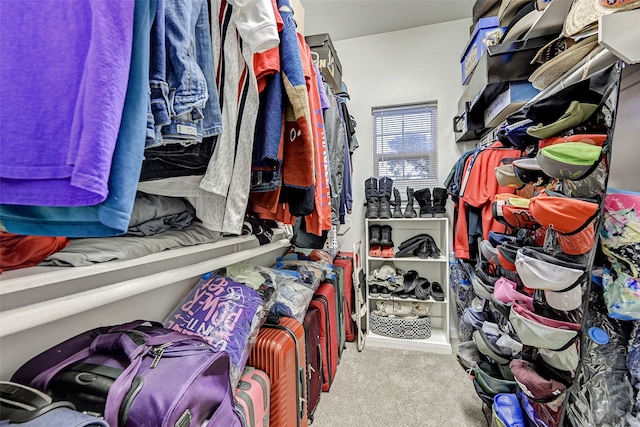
[372,103,438,195]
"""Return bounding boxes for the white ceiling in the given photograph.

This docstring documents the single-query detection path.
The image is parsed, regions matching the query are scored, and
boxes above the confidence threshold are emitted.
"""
[300,0,475,41]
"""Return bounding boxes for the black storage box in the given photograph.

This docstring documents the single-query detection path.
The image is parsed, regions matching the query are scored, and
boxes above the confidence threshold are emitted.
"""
[454,101,486,142]
[467,36,553,112]
[305,33,343,92]
[454,36,553,138]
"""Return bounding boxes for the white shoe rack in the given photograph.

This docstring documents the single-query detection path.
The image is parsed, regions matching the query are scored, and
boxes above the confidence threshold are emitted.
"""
[364,217,451,354]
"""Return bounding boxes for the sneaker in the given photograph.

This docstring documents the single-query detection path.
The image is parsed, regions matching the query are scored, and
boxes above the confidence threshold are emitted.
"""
[379,284,392,298]
[369,284,381,297]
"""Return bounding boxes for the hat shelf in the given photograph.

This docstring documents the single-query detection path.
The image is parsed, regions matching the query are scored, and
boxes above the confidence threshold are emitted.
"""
[455,1,638,145]
[364,216,452,354]
[599,9,640,65]
[520,0,573,40]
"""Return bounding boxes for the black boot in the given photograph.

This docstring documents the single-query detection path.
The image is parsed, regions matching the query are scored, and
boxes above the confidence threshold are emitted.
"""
[378,177,393,219]
[379,225,394,247]
[369,224,382,246]
[414,188,433,218]
[392,188,403,218]
[426,234,441,257]
[380,225,395,258]
[432,187,449,218]
[364,177,379,219]
[403,187,417,218]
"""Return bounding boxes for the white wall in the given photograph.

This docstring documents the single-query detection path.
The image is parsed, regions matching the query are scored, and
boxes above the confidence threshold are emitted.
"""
[334,18,473,253]
[333,19,473,338]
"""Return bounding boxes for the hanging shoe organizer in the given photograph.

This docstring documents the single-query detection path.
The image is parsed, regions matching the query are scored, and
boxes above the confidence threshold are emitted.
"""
[451,61,627,427]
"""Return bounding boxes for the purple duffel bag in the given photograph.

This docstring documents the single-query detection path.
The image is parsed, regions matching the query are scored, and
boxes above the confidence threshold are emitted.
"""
[11,320,242,427]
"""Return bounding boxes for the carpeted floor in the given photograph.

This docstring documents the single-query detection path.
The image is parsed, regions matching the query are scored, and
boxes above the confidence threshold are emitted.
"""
[310,341,486,427]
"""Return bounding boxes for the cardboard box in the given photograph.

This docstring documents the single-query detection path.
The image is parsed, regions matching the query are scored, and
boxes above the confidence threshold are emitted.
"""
[460,17,504,85]
[305,33,343,92]
[483,81,539,128]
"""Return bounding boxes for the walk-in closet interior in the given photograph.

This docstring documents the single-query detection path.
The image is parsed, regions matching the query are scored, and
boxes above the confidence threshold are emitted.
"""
[1,1,640,426]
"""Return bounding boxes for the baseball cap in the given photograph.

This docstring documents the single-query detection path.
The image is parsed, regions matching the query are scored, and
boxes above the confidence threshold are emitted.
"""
[536,142,602,180]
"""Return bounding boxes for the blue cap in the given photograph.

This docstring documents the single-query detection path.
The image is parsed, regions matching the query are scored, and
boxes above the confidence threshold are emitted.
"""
[589,327,609,345]
[201,271,213,280]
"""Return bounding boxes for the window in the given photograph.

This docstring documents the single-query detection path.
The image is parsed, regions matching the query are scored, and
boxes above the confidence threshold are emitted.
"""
[372,103,438,195]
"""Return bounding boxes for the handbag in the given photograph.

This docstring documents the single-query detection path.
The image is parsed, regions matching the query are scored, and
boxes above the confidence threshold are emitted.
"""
[11,320,242,427]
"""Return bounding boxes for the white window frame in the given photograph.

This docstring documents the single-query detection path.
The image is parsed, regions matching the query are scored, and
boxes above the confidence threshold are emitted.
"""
[372,102,438,196]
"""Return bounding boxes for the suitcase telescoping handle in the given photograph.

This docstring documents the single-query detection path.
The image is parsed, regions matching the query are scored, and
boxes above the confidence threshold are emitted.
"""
[31,320,207,426]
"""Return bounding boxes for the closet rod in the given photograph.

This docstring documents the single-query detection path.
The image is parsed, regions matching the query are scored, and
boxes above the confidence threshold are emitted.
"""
[0,238,290,338]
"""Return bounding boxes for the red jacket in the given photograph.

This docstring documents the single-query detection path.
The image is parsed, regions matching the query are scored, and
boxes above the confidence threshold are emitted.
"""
[454,142,521,259]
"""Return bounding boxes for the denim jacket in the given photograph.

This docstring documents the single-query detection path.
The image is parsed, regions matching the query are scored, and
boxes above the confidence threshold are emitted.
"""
[146,0,169,147]
[161,0,223,145]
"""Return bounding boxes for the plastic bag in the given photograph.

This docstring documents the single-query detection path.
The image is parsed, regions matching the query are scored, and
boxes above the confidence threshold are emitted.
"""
[268,269,315,323]
[163,273,265,388]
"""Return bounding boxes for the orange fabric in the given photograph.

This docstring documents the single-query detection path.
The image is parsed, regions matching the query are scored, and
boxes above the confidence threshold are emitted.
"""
[497,249,517,272]
[282,107,315,188]
[494,193,523,202]
[249,115,285,216]
[501,204,539,230]
[557,223,596,255]
[298,34,331,235]
[454,143,521,259]
[250,188,281,212]
[529,190,599,234]
[0,231,69,272]
[254,0,283,93]
[250,185,295,226]
[538,134,607,149]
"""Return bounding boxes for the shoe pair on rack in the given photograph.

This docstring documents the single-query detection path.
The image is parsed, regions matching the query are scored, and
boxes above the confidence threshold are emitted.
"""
[391,270,422,299]
[390,270,445,301]
[395,234,441,259]
[369,280,396,298]
[392,187,421,219]
[365,176,420,219]
[364,177,394,219]
[413,187,449,218]
[414,278,445,301]
[369,224,394,258]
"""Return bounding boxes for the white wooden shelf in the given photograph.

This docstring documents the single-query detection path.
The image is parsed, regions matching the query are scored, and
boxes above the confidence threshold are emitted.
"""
[366,329,452,354]
[368,295,447,304]
[599,9,640,65]
[364,217,451,354]
[368,255,447,263]
[366,217,448,222]
[0,231,284,296]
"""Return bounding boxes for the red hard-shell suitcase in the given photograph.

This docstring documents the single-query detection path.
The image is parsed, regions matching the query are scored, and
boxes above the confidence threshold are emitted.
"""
[303,306,323,422]
[247,316,308,427]
[310,282,339,392]
[234,367,271,427]
[335,252,355,342]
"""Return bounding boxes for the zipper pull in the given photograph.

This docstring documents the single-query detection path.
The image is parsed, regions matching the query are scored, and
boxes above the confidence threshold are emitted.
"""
[150,342,173,368]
